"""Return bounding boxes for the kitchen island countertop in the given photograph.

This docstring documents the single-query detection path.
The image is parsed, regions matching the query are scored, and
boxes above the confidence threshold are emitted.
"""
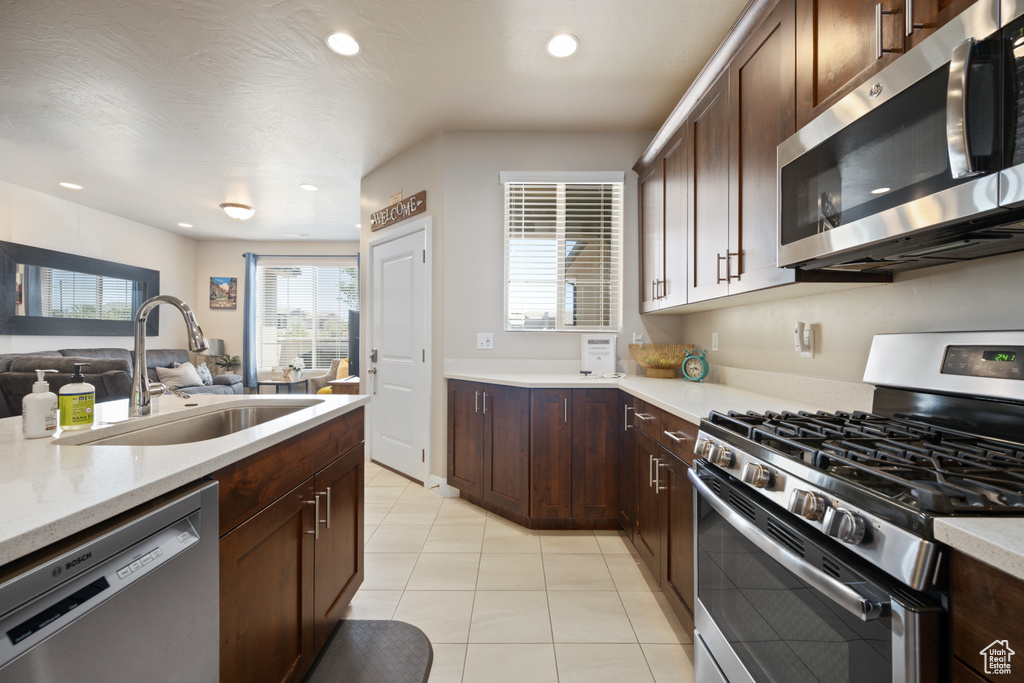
[0,393,369,566]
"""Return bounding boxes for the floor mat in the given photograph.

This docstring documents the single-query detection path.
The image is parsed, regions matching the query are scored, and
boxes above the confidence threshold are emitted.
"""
[303,620,433,683]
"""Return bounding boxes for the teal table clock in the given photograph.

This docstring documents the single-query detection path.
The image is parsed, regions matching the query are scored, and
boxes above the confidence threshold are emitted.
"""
[682,349,709,382]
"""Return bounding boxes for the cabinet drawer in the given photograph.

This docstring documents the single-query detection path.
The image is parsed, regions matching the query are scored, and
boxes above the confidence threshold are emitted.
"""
[632,400,662,436]
[659,412,698,463]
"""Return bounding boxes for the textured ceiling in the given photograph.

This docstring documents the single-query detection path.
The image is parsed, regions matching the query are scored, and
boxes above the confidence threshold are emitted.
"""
[0,0,748,242]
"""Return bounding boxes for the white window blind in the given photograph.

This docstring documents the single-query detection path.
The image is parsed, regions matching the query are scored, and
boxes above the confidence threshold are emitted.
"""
[504,181,622,331]
[255,257,359,371]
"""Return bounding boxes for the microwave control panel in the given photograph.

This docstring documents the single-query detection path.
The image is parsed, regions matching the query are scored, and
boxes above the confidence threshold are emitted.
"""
[941,346,1024,380]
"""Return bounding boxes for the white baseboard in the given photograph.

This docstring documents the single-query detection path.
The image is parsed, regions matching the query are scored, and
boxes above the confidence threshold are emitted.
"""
[426,474,459,497]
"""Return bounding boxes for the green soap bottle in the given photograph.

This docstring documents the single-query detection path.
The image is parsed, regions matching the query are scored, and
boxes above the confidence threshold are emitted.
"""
[59,362,95,430]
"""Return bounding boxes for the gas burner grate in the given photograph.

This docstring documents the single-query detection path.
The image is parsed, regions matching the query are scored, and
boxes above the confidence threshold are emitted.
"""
[706,409,1024,514]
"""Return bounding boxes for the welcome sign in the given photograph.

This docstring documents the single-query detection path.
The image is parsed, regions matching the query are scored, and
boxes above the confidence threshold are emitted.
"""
[370,190,427,231]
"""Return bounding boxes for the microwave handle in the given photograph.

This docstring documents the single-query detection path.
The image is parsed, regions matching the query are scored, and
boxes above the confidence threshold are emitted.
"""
[947,38,983,179]
[689,468,889,622]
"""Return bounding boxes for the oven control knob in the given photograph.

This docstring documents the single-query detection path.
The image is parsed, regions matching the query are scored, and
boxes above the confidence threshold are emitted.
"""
[822,507,866,545]
[694,437,711,457]
[741,462,773,489]
[788,490,826,521]
[706,444,734,468]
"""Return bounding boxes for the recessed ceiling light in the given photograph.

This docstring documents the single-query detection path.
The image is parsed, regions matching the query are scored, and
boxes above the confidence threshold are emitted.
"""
[546,33,578,58]
[59,182,82,190]
[870,187,891,195]
[177,223,193,228]
[355,223,361,228]
[299,183,319,192]
[219,203,257,220]
[326,32,360,56]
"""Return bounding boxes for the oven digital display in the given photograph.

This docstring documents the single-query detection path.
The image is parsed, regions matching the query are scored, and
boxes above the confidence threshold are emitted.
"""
[942,345,1024,379]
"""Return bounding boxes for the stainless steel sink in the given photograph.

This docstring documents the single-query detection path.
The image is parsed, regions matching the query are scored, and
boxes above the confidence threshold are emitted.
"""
[84,405,308,446]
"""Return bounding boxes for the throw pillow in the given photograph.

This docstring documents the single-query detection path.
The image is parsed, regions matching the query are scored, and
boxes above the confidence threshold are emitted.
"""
[156,362,204,390]
[337,359,349,379]
[175,360,214,385]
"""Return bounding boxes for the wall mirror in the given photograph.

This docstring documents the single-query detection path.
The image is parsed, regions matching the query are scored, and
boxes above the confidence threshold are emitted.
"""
[0,241,159,336]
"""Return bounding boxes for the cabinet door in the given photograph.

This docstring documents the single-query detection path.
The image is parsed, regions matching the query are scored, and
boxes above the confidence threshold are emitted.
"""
[952,550,1024,678]
[634,431,662,578]
[530,388,572,519]
[661,453,695,623]
[796,0,903,127]
[313,443,364,651]
[571,389,620,521]
[221,480,315,683]
[617,393,635,539]
[447,380,484,496]
[687,73,732,304]
[639,162,665,312]
[661,133,688,309]
[484,384,531,517]
[728,0,798,295]
[906,0,978,49]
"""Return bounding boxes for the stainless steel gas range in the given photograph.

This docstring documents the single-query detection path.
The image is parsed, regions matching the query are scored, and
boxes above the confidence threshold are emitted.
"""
[691,331,1024,683]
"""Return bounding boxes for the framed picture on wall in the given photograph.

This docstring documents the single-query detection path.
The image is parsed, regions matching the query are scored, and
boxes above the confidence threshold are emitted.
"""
[209,276,237,309]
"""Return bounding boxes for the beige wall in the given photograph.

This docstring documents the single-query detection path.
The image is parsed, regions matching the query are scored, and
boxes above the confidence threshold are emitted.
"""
[0,180,198,352]
[193,240,360,369]
[673,249,1024,382]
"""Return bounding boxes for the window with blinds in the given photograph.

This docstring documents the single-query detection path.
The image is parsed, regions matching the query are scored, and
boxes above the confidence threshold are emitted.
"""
[504,181,622,331]
[255,257,359,371]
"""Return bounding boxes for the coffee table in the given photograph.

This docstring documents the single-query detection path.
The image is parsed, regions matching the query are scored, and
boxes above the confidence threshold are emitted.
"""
[257,378,310,394]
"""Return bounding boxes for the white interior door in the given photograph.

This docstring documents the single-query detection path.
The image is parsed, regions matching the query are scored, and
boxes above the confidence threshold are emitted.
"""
[369,225,429,482]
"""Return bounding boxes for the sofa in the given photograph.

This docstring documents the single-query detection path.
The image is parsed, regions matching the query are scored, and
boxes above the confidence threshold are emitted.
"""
[0,347,242,418]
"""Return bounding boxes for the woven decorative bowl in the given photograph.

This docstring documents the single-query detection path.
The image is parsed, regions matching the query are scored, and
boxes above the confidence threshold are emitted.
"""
[629,343,695,379]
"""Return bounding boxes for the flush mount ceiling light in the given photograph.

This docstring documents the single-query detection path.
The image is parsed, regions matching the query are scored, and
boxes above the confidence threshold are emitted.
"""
[177,222,193,228]
[59,182,82,190]
[546,33,579,58]
[299,183,319,192]
[219,203,257,220]
[326,32,360,56]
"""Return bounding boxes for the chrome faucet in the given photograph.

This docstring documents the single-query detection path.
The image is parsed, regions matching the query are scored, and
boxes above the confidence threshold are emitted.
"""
[131,295,209,416]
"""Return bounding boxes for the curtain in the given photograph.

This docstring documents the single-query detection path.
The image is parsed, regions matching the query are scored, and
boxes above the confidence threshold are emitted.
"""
[242,252,258,388]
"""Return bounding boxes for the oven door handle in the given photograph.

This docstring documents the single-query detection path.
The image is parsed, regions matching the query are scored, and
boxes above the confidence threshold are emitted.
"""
[689,469,889,622]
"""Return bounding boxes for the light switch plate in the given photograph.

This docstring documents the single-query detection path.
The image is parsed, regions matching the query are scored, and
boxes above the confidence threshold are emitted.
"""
[477,333,493,350]
[712,332,719,352]
[632,332,644,344]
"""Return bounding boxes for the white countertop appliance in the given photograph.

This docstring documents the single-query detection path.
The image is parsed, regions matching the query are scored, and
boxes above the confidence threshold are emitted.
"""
[581,334,616,375]
[692,331,1024,683]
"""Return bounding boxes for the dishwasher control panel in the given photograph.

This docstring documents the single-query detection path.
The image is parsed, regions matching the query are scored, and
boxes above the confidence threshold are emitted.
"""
[0,511,201,665]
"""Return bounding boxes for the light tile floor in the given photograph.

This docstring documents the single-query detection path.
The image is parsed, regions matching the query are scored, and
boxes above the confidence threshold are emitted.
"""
[344,461,696,683]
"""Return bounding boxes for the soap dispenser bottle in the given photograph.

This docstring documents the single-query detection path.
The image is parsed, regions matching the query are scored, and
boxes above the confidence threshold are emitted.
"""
[22,369,58,438]
[59,362,95,430]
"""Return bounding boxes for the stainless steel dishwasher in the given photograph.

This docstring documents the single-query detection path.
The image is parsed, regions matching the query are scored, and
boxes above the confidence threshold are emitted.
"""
[0,480,219,682]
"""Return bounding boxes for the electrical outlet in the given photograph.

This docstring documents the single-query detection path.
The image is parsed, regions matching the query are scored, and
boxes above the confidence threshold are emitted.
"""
[633,332,644,344]
[711,332,719,352]
[477,333,494,350]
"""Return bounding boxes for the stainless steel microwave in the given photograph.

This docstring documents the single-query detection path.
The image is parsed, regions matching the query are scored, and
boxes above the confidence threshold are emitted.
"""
[778,0,1024,272]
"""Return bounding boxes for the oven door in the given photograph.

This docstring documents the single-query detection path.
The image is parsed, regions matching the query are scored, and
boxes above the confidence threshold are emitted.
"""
[777,0,1003,271]
[689,462,944,683]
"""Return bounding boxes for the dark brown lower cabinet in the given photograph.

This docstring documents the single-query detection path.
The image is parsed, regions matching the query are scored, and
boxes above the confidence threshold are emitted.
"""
[530,388,620,525]
[216,410,365,683]
[617,391,635,540]
[952,549,1024,683]
[634,430,662,577]
[661,451,694,619]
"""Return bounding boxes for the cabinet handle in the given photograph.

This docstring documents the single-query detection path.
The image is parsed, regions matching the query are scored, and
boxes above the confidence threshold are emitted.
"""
[657,460,669,492]
[663,430,689,444]
[624,404,634,430]
[564,398,568,423]
[875,3,901,60]
[482,392,488,414]
[305,496,320,539]
[716,253,727,284]
[475,391,480,413]
[649,454,655,487]
[652,279,659,300]
[727,251,740,282]
[905,0,924,36]
[635,412,655,421]
[319,488,331,529]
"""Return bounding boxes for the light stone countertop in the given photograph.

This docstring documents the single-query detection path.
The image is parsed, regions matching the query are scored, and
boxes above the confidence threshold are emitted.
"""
[0,392,369,567]
[446,370,1024,582]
